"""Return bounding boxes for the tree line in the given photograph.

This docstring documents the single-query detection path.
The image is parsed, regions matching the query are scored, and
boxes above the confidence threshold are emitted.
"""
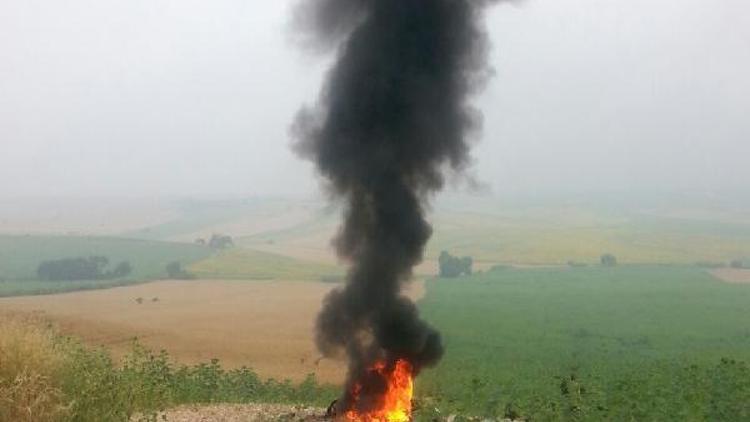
[37,256,132,281]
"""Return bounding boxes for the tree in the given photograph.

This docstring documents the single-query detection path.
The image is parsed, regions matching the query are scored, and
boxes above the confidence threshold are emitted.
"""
[460,256,473,276]
[730,259,746,269]
[438,251,473,278]
[110,261,133,278]
[600,254,618,267]
[208,234,234,250]
[38,256,108,281]
[165,261,194,280]
[37,256,134,281]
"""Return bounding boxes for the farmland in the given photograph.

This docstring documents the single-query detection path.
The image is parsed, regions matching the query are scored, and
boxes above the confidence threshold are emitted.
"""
[0,235,211,296]
[187,248,342,281]
[416,265,750,420]
[2,196,750,420]
[425,212,750,266]
[3,264,749,420]
[211,198,750,269]
[0,278,425,384]
[23,195,739,274]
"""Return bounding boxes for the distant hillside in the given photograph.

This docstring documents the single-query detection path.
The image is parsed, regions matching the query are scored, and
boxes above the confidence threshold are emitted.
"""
[188,248,342,282]
[0,235,211,296]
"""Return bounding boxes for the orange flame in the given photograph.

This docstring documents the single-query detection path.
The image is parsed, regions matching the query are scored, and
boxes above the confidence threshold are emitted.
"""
[344,359,414,422]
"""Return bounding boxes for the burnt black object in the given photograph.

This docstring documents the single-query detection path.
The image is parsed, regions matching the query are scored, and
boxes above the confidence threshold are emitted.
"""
[325,399,339,419]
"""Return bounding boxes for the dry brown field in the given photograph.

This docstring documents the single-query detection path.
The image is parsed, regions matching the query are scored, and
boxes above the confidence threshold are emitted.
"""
[0,279,425,385]
[711,268,750,284]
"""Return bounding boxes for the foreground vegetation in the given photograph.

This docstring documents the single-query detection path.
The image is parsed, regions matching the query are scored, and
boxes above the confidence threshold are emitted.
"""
[0,235,211,296]
[415,359,750,421]
[3,265,750,421]
[416,265,750,420]
[0,314,335,421]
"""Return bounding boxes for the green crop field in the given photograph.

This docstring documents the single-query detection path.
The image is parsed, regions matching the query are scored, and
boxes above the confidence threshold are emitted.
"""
[0,235,211,296]
[415,266,750,420]
[188,248,342,281]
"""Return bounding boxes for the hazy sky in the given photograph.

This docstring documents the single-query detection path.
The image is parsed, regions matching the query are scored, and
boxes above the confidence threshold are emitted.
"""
[2,0,748,198]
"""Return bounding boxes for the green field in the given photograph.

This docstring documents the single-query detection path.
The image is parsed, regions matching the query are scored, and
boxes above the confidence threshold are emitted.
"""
[0,235,211,296]
[188,248,342,281]
[415,266,750,420]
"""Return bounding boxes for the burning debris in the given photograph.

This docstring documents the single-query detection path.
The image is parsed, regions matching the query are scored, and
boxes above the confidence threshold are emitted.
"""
[293,0,503,419]
[343,359,414,421]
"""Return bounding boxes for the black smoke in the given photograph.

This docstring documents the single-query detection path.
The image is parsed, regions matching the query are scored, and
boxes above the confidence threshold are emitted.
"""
[292,0,501,413]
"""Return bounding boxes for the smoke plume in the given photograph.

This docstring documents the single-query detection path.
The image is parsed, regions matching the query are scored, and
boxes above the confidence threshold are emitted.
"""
[293,0,501,412]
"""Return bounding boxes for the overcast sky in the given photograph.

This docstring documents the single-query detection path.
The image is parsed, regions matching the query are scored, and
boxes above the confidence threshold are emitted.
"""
[1,0,748,198]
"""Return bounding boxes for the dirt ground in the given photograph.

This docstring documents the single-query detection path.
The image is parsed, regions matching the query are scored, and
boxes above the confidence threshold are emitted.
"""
[0,279,425,384]
[150,404,510,422]
[152,404,327,422]
[711,268,750,284]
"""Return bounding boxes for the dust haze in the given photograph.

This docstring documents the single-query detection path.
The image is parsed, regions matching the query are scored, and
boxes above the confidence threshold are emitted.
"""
[2,0,749,199]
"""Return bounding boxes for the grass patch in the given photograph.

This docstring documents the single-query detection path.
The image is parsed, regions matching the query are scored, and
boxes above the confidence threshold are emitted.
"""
[415,265,750,420]
[0,314,69,421]
[188,248,342,281]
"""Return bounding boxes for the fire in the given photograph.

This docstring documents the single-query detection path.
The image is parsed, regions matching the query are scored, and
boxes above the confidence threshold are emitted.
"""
[344,359,414,422]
